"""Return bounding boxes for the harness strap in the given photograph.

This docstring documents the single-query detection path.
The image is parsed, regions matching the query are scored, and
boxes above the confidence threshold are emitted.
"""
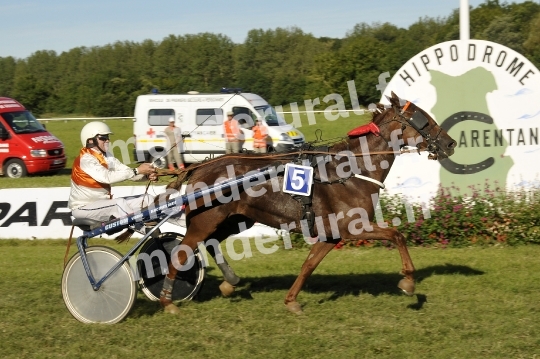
[353,174,385,189]
[289,145,318,237]
[402,101,411,112]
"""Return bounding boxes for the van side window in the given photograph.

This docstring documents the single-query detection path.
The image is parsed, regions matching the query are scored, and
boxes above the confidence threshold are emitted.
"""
[149,109,175,126]
[233,107,255,129]
[196,109,223,126]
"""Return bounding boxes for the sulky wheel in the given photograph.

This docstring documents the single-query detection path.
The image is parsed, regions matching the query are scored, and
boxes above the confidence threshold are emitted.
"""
[137,232,205,302]
[62,246,137,324]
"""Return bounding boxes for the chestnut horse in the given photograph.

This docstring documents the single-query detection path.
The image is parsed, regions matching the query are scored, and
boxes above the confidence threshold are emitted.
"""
[159,92,456,314]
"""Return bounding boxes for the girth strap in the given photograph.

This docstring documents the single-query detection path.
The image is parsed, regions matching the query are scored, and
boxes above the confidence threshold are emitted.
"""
[288,143,325,237]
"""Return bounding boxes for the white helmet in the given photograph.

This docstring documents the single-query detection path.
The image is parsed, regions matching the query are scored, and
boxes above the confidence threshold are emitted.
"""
[80,121,113,146]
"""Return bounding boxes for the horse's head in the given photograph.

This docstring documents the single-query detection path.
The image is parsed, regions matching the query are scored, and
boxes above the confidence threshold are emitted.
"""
[386,92,456,160]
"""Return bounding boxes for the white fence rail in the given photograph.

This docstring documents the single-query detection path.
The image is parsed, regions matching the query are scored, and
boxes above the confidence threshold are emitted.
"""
[37,109,370,122]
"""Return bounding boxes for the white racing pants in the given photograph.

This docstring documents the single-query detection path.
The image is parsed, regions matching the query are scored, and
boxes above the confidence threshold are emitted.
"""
[71,194,155,222]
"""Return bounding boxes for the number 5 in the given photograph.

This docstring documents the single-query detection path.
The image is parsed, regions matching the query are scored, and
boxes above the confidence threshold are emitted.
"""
[291,169,305,190]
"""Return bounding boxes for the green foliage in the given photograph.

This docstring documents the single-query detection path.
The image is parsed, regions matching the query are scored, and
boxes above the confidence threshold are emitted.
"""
[472,0,540,54]
[339,182,540,249]
[524,12,540,64]
[478,15,525,53]
[235,27,324,105]
[0,56,17,97]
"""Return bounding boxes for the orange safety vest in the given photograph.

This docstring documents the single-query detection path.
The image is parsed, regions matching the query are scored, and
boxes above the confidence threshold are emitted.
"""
[224,119,240,142]
[71,147,112,195]
[253,124,267,148]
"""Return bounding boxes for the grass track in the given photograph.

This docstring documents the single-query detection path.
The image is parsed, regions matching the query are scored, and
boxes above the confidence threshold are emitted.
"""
[1,240,539,358]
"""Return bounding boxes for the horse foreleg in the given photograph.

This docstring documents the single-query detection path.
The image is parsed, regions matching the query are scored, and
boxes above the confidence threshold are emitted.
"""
[284,240,337,314]
[360,226,416,296]
[392,232,416,296]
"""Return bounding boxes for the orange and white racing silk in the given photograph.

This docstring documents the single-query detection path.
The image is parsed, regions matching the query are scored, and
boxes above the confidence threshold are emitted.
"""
[71,147,111,193]
[223,119,240,142]
[68,147,138,210]
[253,124,268,148]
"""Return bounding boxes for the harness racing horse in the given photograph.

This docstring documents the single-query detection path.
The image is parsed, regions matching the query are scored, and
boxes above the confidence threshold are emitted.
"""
[159,92,457,314]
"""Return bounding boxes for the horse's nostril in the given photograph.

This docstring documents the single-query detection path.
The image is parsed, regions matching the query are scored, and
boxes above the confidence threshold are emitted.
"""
[448,141,457,149]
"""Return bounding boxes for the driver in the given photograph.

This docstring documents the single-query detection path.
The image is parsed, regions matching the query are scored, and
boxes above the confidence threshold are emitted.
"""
[68,121,157,222]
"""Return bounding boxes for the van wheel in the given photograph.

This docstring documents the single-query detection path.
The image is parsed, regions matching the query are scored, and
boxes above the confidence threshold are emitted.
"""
[150,156,167,170]
[5,159,28,178]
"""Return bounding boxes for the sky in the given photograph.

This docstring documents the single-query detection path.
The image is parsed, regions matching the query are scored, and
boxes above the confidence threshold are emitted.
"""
[0,0,535,59]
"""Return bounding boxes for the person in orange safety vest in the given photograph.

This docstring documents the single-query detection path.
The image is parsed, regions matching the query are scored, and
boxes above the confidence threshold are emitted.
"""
[223,111,241,154]
[252,117,268,153]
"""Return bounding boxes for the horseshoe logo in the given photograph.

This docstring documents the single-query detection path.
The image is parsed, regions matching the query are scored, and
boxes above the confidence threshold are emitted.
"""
[439,111,495,175]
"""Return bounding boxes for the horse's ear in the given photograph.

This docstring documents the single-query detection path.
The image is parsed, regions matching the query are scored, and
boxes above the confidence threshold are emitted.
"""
[388,91,400,106]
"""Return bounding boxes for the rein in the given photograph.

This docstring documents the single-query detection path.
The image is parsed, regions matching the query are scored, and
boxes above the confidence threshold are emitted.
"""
[156,101,440,179]
[154,147,425,178]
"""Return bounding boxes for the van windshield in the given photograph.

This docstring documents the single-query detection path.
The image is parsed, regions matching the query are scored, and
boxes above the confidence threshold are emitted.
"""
[1,111,46,134]
[254,105,287,127]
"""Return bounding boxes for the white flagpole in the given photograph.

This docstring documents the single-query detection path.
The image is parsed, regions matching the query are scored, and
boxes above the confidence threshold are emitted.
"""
[460,0,470,40]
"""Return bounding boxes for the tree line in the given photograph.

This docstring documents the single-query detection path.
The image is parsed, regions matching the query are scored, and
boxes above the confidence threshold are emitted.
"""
[1,0,540,117]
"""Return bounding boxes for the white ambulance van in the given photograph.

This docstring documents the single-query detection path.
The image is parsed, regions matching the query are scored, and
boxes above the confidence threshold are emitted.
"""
[132,89,305,167]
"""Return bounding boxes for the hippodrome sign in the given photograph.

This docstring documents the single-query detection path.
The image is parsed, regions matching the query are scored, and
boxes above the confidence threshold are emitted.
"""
[381,39,540,200]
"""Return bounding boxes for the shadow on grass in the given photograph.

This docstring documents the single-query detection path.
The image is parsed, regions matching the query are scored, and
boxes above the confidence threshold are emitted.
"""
[129,263,484,318]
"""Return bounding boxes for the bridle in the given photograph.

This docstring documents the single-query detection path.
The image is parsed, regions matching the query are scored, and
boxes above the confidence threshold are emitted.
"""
[380,101,445,160]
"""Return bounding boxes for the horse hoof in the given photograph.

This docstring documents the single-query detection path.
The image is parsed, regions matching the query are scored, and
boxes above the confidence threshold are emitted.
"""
[285,302,303,315]
[163,303,181,315]
[398,278,415,296]
[219,281,236,297]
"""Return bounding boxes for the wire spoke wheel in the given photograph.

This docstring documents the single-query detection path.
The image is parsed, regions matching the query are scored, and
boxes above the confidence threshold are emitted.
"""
[138,232,205,302]
[62,246,136,324]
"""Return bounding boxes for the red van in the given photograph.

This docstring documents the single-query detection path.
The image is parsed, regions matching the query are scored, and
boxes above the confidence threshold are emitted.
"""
[0,97,66,178]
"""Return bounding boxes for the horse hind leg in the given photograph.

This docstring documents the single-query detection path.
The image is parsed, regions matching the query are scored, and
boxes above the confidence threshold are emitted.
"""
[207,244,240,297]
[207,216,254,297]
[159,223,215,314]
[160,218,247,313]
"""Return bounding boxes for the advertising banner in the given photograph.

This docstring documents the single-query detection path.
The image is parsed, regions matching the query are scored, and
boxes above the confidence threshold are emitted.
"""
[0,186,277,240]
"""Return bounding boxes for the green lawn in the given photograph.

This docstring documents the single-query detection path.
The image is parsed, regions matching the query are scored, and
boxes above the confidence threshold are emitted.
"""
[0,240,539,358]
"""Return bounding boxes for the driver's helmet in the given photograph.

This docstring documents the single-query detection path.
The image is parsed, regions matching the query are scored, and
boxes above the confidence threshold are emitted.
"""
[80,121,113,146]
